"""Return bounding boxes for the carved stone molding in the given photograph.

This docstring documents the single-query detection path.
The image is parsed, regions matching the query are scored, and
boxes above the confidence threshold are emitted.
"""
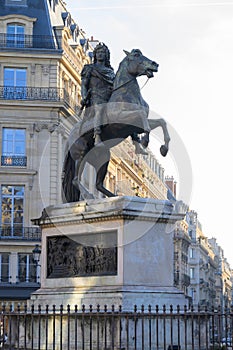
[41,65,50,75]
[33,122,59,133]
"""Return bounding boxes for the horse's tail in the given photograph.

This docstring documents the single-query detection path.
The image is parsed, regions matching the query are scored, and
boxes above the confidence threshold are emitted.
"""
[61,149,80,203]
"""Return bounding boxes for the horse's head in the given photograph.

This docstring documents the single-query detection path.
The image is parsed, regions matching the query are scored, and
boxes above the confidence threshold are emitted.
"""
[123,49,159,78]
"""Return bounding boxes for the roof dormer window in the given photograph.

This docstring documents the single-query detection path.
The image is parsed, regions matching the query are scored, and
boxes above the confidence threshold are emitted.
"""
[7,23,25,47]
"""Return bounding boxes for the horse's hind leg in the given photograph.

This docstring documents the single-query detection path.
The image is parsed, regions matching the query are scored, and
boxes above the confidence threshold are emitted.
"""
[72,156,85,188]
[95,150,116,197]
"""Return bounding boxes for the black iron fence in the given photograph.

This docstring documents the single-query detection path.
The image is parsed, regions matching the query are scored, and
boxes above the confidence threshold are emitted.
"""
[0,303,233,349]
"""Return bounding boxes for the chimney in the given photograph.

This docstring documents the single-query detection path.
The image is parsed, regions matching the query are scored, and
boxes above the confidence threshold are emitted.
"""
[165,176,177,198]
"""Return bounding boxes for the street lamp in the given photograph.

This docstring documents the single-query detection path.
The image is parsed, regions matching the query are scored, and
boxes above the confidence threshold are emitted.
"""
[32,244,41,266]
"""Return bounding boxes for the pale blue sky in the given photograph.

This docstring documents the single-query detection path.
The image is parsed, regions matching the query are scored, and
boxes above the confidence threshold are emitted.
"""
[67,0,233,264]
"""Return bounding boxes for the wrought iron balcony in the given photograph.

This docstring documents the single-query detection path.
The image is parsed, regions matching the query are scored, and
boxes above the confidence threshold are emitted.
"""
[0,33,61,50]
[0,226,41,241]
[0,86,78,111]
[1,155,27,167]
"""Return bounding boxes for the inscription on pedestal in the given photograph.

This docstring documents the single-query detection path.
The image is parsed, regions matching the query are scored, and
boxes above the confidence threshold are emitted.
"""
[47,231,117,278]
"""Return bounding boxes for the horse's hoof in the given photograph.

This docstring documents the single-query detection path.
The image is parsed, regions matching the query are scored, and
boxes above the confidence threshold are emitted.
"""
[160,145,168,157]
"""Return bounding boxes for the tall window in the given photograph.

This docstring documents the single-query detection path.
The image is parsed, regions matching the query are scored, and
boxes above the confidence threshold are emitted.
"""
[7,24,25,48]
[190,267,195,279]
[1,185,24,236]
[0,253,9,283]
[4,68,27,99]
[18,253,36,283]
[189,248,195,259]
[1,128,26,166]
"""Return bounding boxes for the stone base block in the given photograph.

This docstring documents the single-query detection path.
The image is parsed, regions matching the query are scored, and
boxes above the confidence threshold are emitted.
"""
[30,196,188,310]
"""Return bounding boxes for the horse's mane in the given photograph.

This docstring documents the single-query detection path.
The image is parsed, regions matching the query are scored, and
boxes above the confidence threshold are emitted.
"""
[115,56,128,76]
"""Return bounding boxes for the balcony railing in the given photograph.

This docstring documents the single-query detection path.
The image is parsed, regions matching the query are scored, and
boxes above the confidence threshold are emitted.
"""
[0,86,78,111]
[1,155,27,167]
[0,33,61,50]
[0,226,41,241]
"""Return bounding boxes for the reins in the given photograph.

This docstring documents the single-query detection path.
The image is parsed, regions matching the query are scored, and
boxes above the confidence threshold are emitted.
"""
[112,77,135,93]
[140,77,150,90]
[112,76,149,93]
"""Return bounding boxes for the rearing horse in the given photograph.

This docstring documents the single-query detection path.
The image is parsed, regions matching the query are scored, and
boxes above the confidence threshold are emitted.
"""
[62,49,170,203]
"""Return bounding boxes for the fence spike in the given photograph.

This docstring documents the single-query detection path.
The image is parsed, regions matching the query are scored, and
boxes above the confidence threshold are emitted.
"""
[90,304,93,312]
[60,304,63,313]
[97,304,100,312]
[148,304,151,313]
[82,304,85,313]
[74,304,78,313]
[104,304,107,312]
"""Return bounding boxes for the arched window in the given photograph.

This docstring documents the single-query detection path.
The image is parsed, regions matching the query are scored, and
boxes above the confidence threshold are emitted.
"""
[7,23,25,47]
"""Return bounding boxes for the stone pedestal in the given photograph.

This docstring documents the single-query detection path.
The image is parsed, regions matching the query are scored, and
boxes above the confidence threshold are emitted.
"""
[30,196,188,310]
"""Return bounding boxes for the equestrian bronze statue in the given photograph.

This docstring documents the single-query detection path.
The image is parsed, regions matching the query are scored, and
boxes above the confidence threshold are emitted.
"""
[62,45,170,203]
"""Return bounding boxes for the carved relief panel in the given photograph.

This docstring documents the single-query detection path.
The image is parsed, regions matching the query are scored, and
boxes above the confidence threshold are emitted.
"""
[47,231,117,278]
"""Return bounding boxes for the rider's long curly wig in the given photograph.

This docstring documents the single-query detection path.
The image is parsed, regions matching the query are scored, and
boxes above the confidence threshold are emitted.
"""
[93,42,113,69]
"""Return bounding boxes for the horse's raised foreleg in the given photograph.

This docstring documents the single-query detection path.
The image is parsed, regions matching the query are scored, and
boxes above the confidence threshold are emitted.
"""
[148,118,171,157]
[159,118,170,156]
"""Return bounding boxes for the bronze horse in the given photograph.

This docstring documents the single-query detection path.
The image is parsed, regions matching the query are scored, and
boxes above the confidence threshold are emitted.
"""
[62,49,170,202]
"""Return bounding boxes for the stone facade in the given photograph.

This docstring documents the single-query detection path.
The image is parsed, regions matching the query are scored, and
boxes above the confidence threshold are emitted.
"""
[0,0,91,302]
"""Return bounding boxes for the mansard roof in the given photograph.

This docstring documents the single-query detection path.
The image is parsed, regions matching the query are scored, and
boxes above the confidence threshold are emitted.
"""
[0,0,70,37]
